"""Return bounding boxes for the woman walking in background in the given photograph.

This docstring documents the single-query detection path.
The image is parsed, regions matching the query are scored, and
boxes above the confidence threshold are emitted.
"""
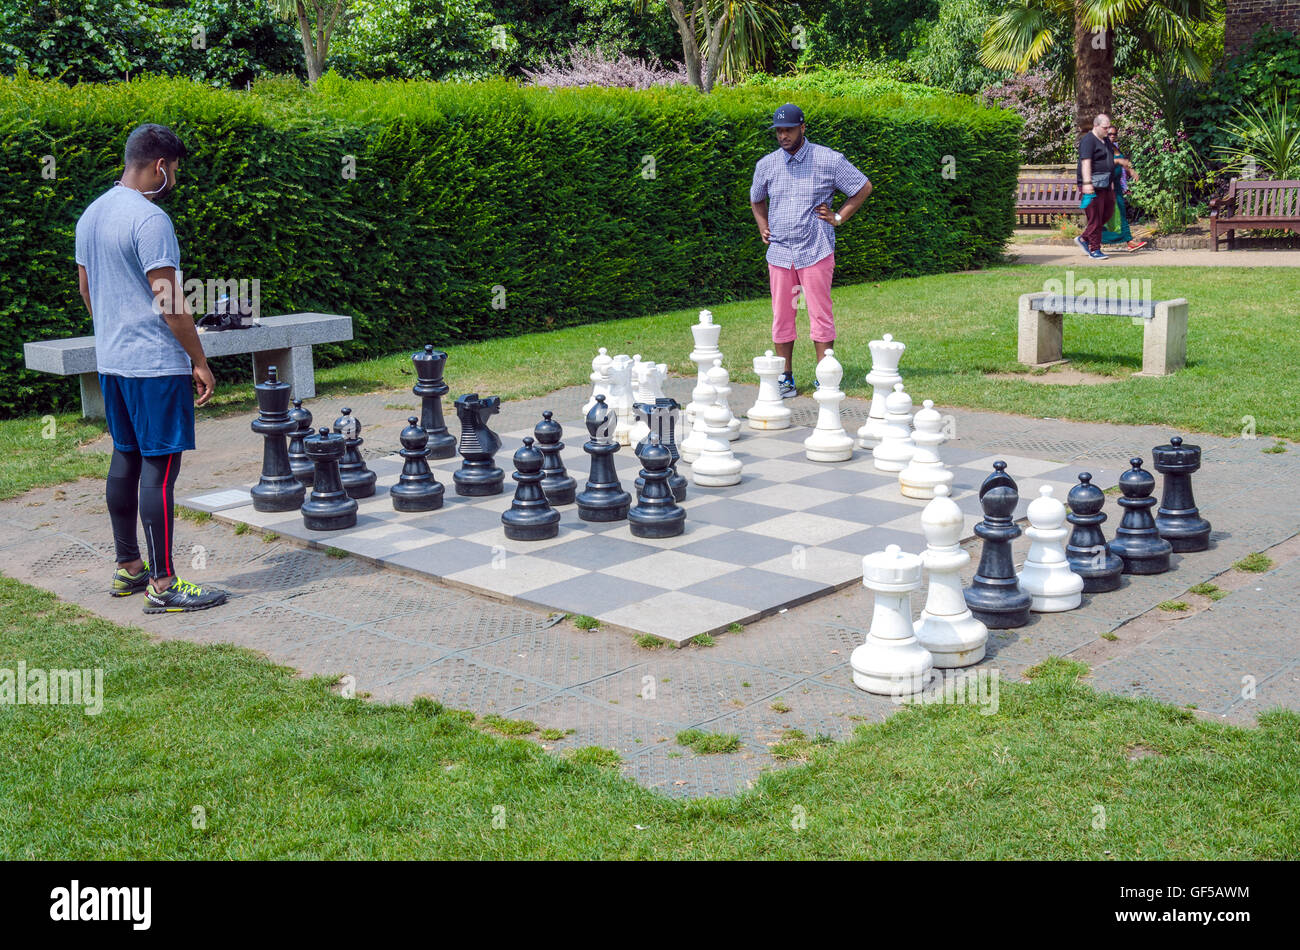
[1104,125,1148,251]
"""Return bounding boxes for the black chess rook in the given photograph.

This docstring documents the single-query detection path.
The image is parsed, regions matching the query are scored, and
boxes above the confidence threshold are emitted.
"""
[301,426,358,530]
[250,366,306,512]
[1066,472,1124,593]
[1108,458,1173,574]
[412,344,457,459]
[502,437,561,541]
[287,398,314,486]
[1152,436,1212,552]
[534,410,577,506]
[576,395,631,522]
[629,437,686,538]
[332,407,377,499]
[390,416,445,512]
[453,393,505,496]
[963,460,1033,628]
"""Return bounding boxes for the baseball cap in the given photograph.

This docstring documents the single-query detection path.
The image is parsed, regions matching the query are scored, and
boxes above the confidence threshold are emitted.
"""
[769,104,804,129]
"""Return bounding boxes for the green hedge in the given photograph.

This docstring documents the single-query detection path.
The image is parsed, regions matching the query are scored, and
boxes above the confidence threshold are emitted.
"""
[0,73,1021,416]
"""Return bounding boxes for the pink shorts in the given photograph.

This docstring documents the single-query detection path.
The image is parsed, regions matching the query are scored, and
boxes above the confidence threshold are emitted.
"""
[768,253,835,344]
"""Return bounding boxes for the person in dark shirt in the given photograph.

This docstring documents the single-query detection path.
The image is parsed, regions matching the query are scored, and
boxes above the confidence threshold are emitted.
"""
[1075,114,1116,259]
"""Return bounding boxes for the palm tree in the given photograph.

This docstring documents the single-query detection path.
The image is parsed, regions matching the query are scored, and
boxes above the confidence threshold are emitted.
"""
[979,0,1220,132]
[639,0,791,92]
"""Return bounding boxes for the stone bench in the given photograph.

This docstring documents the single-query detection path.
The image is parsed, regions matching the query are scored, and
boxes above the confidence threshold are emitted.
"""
[23,312,353,419]
[1017,293,1187,377]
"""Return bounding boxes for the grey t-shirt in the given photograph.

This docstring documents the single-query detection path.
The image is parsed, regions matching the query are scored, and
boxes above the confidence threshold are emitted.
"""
[75,185,190,377]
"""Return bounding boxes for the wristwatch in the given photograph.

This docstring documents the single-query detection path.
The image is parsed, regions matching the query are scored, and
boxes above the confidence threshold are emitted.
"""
[834,212,842,224]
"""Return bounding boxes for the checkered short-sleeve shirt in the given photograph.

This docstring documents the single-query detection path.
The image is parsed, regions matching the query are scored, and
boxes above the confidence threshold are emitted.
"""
[750,139,869,269]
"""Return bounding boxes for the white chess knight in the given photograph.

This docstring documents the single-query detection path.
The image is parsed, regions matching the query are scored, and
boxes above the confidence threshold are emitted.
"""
[914,485,988,667]
[747,350,792,430]
[857,333,905,449]
[851,544,935,696]
[629,357,667,444]
[1018,485,1085,612]
[678,381,716,464]
[872,383,916,472]
[686,310,722,427]
[898,399,953,499]
[607,354,636,445]
[582,347,613,415]
[705,358,741,441]
[804,348,854,462]
[691,403,743,487]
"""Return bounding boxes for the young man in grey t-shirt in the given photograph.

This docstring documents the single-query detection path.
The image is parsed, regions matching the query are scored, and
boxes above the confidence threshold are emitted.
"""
[76,123,227,613]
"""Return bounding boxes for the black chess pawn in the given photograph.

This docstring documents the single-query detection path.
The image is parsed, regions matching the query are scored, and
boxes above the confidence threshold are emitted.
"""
[1108,458,1173,574]
[250,367,306,512]
[629,436,686,539]
[576,395,631,522]
[301,427,358,530]
[1152,436,1212,552]
[287,398,314,486]
[453,393,504,496]
[332,407,377,499]
[1066,472,1124,593]
[412,344,457,459]
[534,410,576,506]
[502,437,561,541]
[390,416,445,512]
[963,460,1033,629]
[635,398,687,502]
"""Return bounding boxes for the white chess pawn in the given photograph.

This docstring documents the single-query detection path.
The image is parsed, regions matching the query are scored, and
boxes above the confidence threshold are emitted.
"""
[914,485,988,667]
[857,333,905,449]
[687,310,722,426]
[629,358,667,445]
[851,544,935,696]
[607,354,635,446]
[898,399,953,499]
[803,348,854,462]
[582,347,613,415]
[705,358,741,442]
[691,403,743,487]
[1018,485,1084,611]
[678,381,716,464]
[747,350,792,430]
[872,383,915,473]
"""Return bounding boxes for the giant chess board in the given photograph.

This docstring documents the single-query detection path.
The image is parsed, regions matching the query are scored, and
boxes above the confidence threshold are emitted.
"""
[184,420,1121,644]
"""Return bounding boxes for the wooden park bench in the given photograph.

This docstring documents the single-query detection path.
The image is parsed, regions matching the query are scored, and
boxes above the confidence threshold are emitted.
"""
[1016,178,1083,227]
[1208,178,1300,250]
[23,312,353,419]
[1018,292,1187,377]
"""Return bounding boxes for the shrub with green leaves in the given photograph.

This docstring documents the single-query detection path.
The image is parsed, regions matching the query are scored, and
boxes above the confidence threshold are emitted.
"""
[0,72,1019,416]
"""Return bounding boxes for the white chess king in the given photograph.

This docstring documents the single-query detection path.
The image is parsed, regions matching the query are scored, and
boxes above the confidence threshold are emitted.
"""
[851,544,935,696]
[857,333,905,449]
[914,485,988,667]
[747,350,792,430]
[1018,485,1084,611]
[804,348,854,463]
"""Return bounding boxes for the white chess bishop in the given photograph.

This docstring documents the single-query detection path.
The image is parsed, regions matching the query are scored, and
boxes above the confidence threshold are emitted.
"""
[851,544,935,696]
[898,399,953,499]
[857,333,905,449]
[914,485,988,667]
[691,403,743,487]
[1018,485,1084,611]
[583,347,613,415]
[607,354,635,445]
[686,310,722,427]
[705,358,741,441]
[678,381,716,464]
[804,348,854,462]
[872,383,916,473]
[747,350,791,430]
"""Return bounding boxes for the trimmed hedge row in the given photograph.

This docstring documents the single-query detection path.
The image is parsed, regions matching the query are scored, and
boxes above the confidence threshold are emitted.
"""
[0,74,1021,415]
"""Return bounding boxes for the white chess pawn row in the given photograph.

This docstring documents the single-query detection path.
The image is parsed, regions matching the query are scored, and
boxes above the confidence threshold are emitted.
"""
[584,350,669,447]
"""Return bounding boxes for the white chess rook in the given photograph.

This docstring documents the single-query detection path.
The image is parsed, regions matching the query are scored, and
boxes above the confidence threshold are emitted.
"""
[857,333,905,449]
[851,544,935,695]
[705,358,741,441]
[691,403,743,487]
[607,354,636,446]
[914,485,988,667]
[747,350,792,430]
[804,348,854,462]
[899,399,953,499]
[1018,485,1085,611]
[583,347,613,415]
[678,381,716,464]
[687,309,722,427]
[872,383,916,473]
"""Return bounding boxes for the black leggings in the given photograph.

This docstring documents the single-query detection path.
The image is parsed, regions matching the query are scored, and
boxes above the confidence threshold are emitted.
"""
[106,449,183,579]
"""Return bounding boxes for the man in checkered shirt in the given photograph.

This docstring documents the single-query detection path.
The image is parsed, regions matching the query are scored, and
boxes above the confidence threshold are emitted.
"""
[750,103,872,397]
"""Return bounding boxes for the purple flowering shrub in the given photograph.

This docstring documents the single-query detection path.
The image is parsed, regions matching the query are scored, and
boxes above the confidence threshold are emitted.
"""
[981,71,1074,164]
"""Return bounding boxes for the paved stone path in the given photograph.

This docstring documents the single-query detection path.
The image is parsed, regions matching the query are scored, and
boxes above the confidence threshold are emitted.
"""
[1008,244,1300,268]
[3,382,1297,798]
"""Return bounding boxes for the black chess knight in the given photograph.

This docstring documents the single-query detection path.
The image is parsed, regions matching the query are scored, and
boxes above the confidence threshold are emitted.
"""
[453,394,504,496]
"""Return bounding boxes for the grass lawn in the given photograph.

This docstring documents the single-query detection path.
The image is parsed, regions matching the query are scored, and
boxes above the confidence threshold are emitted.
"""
[1,576,1297,859]
[4,262,1296,500]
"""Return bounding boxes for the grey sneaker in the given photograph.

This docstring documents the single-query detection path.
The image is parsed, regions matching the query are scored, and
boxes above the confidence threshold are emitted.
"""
[779,376,797,399]
[143,577,229,614]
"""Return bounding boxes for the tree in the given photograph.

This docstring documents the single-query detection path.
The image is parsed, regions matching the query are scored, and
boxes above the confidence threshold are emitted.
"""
[978,0,1220,132]
[637,0,790,92]
[271,0,350,82]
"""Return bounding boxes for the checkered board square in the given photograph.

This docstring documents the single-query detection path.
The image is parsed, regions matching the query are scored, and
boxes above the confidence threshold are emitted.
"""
[187,419,1122,644]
